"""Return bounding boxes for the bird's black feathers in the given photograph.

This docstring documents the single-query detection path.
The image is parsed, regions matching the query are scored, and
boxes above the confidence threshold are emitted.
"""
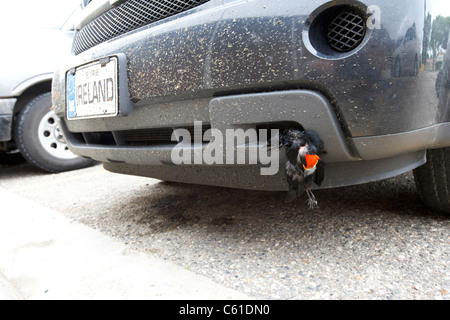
[314,160,325,187]
[279,127,325,207]
[280,127,324,155]
[285,183,303,203]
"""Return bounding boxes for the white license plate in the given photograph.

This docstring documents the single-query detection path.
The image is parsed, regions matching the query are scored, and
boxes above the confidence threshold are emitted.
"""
[66,57,118,120]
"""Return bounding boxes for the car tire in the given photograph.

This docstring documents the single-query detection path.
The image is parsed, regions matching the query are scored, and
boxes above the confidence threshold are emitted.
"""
[413,148,450,215]
[14,92,93,173]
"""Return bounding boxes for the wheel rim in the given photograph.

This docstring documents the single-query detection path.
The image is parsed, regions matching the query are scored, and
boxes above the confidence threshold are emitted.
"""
[37,110,78,160]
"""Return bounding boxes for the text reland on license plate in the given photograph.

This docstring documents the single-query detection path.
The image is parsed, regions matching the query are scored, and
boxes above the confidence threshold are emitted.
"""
[66,57,118,120]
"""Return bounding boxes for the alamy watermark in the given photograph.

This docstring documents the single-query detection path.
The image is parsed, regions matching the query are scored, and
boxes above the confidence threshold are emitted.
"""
[367,5,381,30]
[171,121,280,176]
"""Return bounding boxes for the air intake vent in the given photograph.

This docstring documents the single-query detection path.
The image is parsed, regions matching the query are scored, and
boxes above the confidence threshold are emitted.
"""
[302,2,370,59]
[119,125,212,146]
[74,0,210,55]
[327,10,366,52]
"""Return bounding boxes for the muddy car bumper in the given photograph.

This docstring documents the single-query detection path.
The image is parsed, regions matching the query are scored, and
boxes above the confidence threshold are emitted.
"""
[52,0,450,190]
[56,86,449,190]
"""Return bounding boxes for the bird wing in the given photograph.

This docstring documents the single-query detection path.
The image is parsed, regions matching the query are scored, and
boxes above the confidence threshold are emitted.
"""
[313,160,325,186]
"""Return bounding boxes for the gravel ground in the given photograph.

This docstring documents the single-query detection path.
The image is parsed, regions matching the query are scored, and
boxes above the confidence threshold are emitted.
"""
[1,162,448,300]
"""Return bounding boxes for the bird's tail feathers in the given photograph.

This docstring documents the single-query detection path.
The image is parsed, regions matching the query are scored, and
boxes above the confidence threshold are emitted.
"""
[285,185,304,203]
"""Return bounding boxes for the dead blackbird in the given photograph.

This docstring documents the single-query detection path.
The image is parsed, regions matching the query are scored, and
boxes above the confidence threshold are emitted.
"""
[279,127,325,208]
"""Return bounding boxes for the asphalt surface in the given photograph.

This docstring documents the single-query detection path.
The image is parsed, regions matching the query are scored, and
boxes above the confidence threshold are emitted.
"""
[0,160,448,300]
[0,188,249,300]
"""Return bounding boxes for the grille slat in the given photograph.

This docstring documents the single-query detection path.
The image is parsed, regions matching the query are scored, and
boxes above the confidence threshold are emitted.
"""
[74,0,210,55]
[327,11,366,52]
[119,125,212,146]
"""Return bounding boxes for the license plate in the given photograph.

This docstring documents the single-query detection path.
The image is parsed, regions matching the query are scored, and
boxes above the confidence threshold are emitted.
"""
[66,57,118,120]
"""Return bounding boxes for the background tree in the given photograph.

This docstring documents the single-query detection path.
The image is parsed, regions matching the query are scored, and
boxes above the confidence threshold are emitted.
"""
[430,15,450,70]
[423,13,432,66]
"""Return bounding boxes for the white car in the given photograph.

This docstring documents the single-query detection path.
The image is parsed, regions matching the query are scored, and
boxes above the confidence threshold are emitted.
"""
[0,0,93,172]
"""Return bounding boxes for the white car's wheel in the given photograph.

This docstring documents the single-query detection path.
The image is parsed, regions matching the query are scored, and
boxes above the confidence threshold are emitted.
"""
[14,93,93,172]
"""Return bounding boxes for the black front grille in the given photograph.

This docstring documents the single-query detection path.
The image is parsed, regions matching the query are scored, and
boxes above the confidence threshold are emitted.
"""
[327,10,366,52]
[120,127,176,144]
[120,125,211,145]
[74,0,210,55]
[73,125,212,147]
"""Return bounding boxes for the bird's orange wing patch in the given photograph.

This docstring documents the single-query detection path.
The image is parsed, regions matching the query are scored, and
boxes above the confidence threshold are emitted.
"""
[303,154,320,170]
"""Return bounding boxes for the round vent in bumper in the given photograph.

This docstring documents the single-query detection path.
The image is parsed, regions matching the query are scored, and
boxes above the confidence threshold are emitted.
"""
[303,1,372,59]
[328,9,366,52]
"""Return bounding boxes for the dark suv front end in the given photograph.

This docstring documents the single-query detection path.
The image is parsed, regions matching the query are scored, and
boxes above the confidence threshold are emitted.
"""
[52,0,450,213]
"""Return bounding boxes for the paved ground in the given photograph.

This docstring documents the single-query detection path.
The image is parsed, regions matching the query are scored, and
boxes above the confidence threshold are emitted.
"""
[0,189,250,300]
[0,161,448,300]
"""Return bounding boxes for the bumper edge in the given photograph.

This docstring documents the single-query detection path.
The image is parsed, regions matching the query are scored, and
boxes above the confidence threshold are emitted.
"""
[352,123,450,160]
[103,151,426,191]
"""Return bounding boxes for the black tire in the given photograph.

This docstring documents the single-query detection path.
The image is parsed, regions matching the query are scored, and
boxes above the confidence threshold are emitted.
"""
[413,148,450,215]
[14,92,93,173]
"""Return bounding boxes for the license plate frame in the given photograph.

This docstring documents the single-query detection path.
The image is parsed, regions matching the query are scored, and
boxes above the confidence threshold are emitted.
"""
[66,56,118,120]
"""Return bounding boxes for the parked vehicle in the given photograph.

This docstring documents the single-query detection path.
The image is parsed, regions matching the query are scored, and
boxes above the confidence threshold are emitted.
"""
[0,0,93,172]
[52,0,449,213]
[392,24,421,77]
